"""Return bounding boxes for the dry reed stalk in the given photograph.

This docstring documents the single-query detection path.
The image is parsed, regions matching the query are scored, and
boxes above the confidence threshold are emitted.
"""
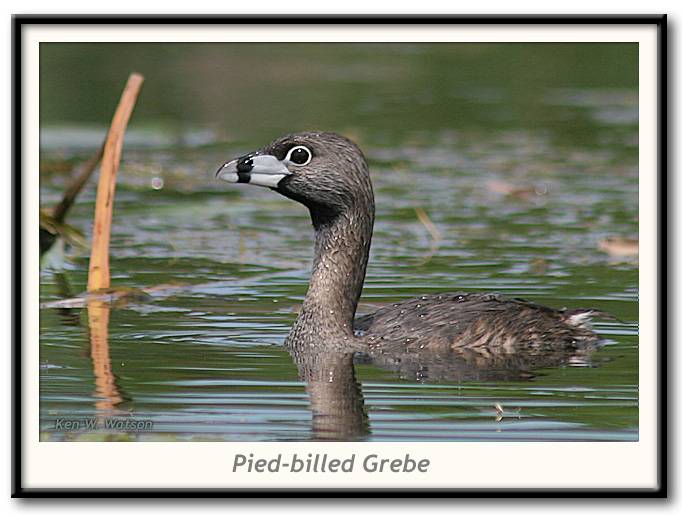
[40,144,105,257]
[414,207,442,265]
[87,73,144,291]
[414,206,442,243]
[52,144,105,224]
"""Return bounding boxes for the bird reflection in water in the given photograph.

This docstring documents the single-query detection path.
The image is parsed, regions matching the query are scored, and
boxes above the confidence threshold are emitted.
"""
[289,342,369,441]
[287,334,598,441]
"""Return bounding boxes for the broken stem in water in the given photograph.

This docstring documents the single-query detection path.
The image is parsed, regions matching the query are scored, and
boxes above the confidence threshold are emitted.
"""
[87,73,144,292]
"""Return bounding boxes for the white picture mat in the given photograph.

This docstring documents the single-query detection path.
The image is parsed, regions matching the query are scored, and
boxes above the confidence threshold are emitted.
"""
[22,22,658,491]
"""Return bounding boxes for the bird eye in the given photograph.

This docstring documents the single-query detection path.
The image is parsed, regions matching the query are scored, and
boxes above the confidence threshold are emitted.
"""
[286,145,312,166]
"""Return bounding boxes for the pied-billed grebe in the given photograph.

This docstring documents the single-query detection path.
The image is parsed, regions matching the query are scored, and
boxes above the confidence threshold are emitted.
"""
[216,132,604,358]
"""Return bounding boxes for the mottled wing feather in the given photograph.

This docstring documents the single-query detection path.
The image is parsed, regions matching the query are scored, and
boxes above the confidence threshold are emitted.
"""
[354,293,601,354]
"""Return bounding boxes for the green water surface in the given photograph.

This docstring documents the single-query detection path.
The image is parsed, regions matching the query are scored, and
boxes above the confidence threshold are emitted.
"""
[39,43,638,441]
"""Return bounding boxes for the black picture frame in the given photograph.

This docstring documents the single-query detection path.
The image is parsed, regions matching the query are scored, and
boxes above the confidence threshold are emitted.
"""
[13,14,667,498]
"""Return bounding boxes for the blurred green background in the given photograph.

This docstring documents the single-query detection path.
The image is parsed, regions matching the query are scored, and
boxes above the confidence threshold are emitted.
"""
[40,43,637,145]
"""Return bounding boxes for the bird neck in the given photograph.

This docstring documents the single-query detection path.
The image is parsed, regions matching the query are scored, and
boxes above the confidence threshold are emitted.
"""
[290,200,374,340]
